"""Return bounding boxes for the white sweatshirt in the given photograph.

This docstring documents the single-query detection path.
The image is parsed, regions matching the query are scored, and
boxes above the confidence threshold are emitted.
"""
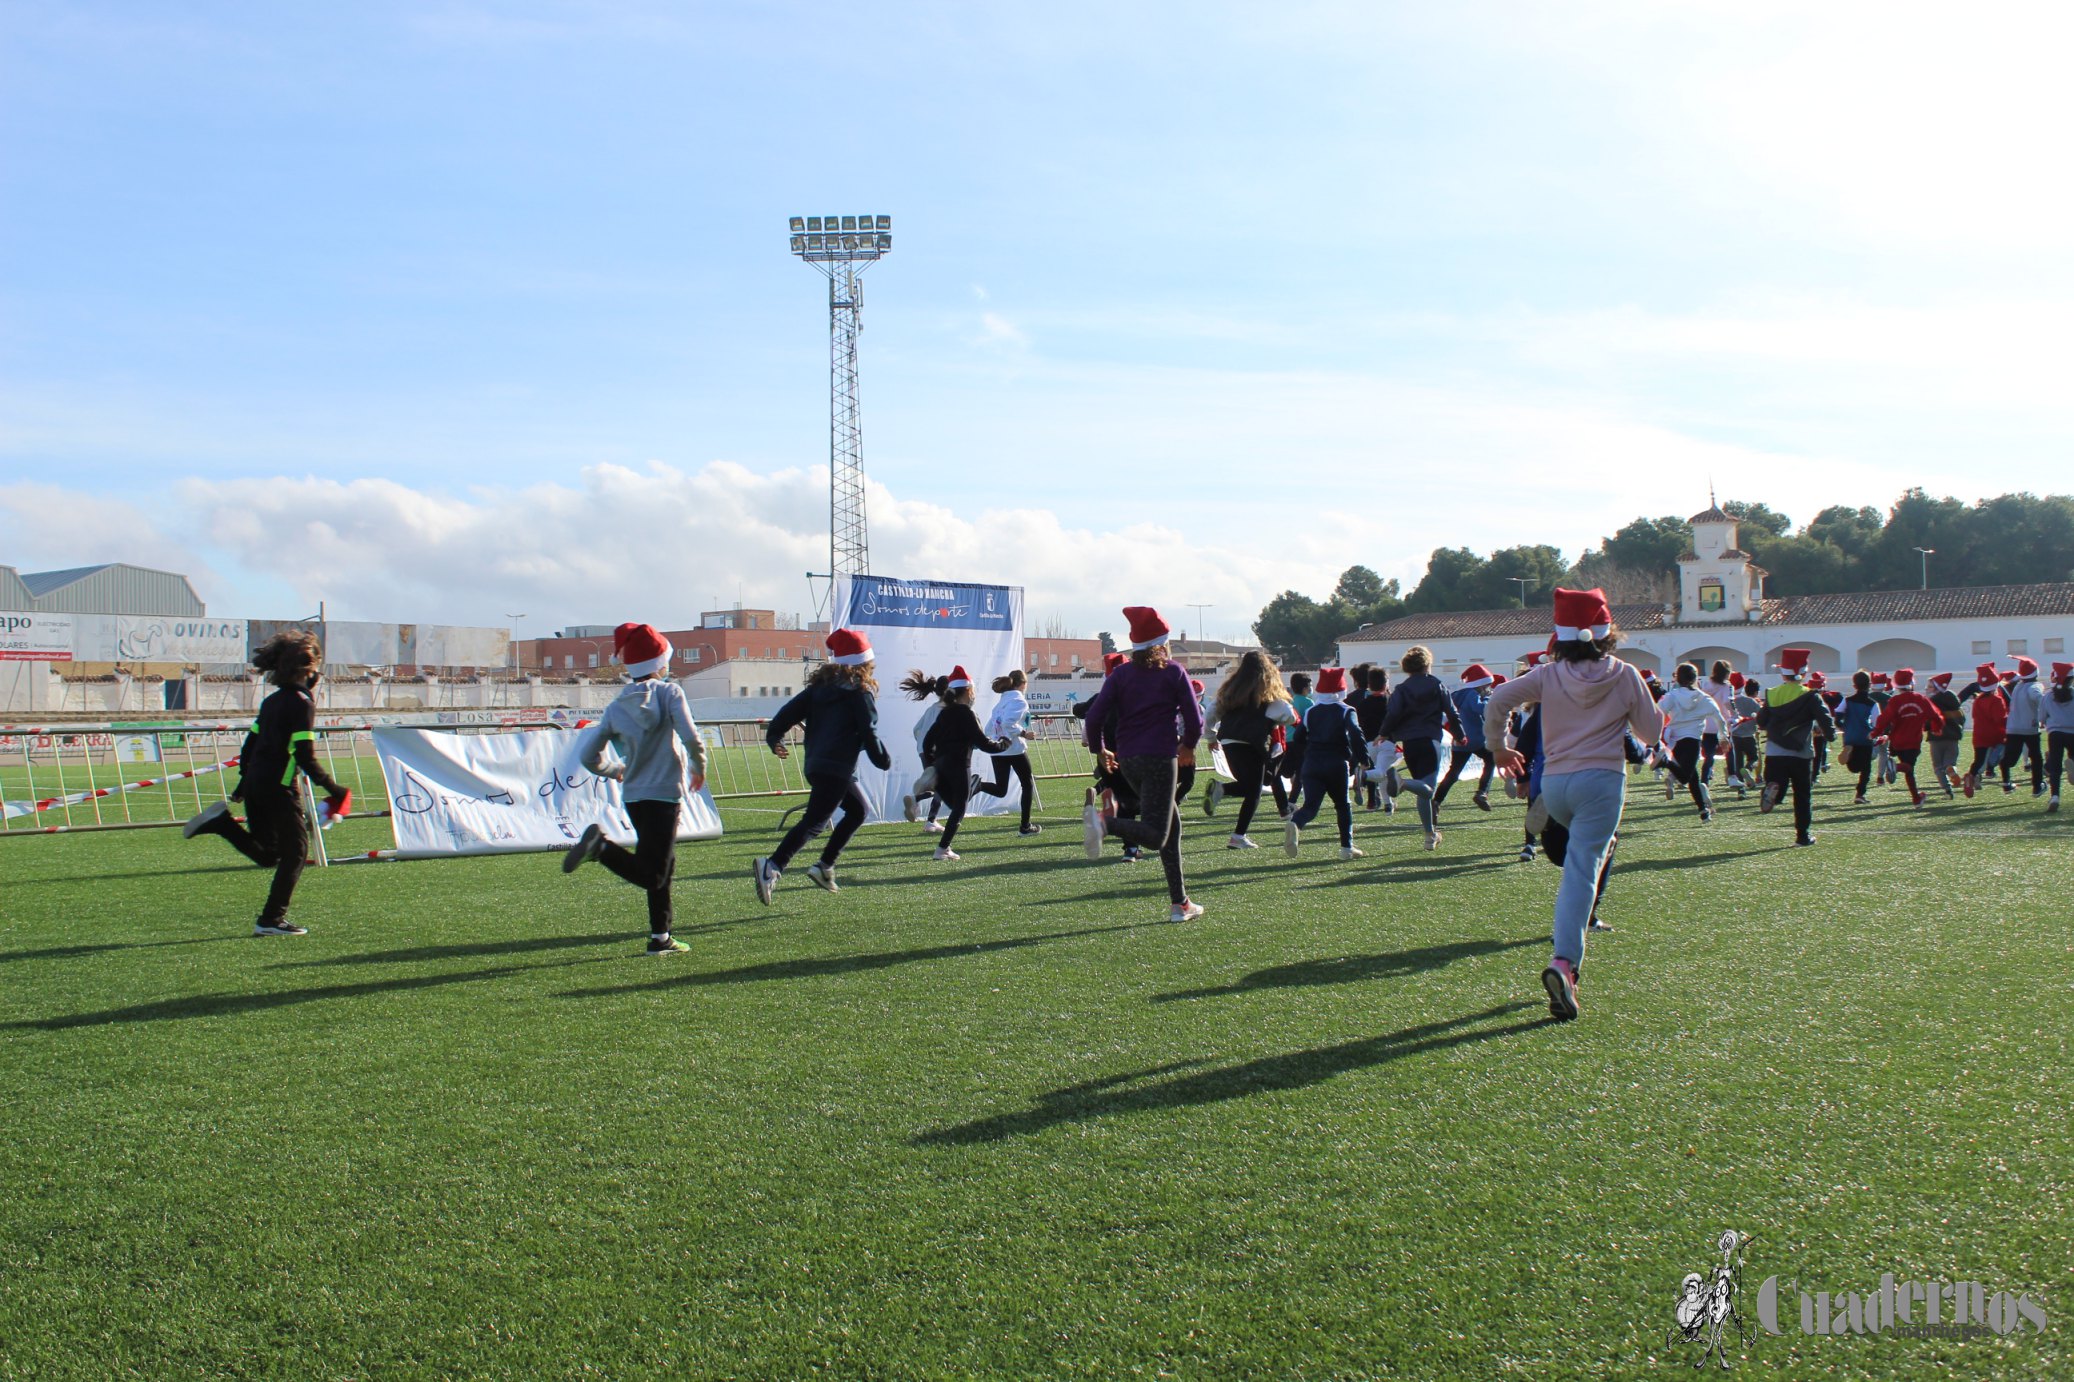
[983,688,1030,757]
[1659,685,1722,744]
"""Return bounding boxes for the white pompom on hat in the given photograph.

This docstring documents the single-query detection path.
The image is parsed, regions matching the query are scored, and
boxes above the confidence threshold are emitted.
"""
[1551,587,1613,641]
[613,622,672,678]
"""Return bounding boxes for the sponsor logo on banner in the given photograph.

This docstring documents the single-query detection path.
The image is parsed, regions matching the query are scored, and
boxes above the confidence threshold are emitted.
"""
[0,612,75,662]
[113,617,247,663]
[843,578,1017,632]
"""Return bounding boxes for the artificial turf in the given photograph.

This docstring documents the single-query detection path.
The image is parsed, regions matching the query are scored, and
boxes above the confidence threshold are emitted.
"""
[1,770,2067,1379]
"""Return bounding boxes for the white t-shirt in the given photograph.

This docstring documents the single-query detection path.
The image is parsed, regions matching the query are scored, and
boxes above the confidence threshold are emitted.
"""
[1660,685,1721,744]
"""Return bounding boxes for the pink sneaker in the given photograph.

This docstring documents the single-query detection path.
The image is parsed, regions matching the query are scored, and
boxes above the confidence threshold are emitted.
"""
[1541,957,1579,1021]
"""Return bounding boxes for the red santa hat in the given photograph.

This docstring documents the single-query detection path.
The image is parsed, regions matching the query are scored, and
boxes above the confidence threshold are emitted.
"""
[1892,668,1916,687]
[1189,678,1205,695]
[1102,651,1127,675]
[1776,648,1812,678]
[1314,666,1348,696]
[1728,671,1746,689]
[1806,671,1829,690]
[1491,673,1509,686]
[1459,663,1495,689]
[612,622,672,678]
[825,628,874,666]
[1522,650,1548,668]
[1123,606,1171,652]
[1927,671,1953,688]
[946,665,971,690]
[2052,662,2073,683]
[1870,672,1891,688]
[1551,587,1612,642]
[1975,661,1999,685]
[2013,656,2039,679]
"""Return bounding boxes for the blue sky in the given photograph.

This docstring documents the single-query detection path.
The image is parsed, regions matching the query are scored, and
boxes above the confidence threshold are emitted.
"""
[4,1,2070,640]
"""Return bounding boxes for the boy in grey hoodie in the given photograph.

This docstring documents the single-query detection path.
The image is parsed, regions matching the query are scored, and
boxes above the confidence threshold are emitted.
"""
[563,623,708,955]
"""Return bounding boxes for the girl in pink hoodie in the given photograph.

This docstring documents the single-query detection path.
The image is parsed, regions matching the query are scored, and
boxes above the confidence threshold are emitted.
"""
[1485,588,1660,1022]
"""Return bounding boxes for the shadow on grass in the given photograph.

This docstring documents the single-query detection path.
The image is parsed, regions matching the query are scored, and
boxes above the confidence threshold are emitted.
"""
[278,919,757,968]
[0,935,245,964]
[4,864,257,889]
[559,921,1148,999]
[914,1001,1547,1145]
[5,957,612,1031]
[1153,937,1542,1003]
[1616,847,1785,875]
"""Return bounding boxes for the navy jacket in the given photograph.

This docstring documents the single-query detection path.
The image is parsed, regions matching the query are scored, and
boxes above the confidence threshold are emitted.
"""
[766,682,892,777]
[1287,700,1369,774]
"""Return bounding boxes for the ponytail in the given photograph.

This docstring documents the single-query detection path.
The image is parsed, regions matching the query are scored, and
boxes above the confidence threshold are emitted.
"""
[991,668,1026,695]
[898,669,948,702]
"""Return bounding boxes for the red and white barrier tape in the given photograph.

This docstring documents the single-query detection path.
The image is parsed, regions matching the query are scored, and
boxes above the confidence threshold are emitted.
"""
[1,755,239,821]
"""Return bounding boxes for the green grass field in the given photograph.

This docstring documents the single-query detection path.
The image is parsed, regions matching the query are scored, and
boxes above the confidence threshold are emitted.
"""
[3,769,2068,1379]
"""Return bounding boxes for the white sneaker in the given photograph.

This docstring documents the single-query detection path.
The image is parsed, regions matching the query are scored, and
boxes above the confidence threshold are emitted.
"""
[1340,846,1365,860]
[1425,830,1442,851]
[902,793,919,823]
[1168,901,1204,923]
[1283,819,1301,858]
[252,919,307,936]
[753,857,778,906]
[805,861,838,892]
[933,847,961,861]
[1082,787,1105,860]
[1518,844,1536,862]
[924,820,945,834]
[1227,834,1257,850]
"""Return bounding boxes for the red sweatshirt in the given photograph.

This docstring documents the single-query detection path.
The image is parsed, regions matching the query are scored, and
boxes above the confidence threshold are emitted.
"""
[1873,690,1943,751]
[1969,689,2008,747]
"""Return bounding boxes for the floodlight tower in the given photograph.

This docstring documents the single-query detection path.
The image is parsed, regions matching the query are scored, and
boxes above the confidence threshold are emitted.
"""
[788,212,892,580]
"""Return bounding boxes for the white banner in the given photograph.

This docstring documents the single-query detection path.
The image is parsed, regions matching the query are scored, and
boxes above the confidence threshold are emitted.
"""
[834,574,1025,824]
[372,726,722,859]
[71,615,249,664]
[0,612,75,662]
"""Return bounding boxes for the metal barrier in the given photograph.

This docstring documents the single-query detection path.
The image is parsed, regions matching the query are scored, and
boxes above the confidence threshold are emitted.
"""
[0,712,1098,837]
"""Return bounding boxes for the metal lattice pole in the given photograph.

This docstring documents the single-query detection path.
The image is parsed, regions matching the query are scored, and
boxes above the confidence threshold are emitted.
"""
[789,213,891,580]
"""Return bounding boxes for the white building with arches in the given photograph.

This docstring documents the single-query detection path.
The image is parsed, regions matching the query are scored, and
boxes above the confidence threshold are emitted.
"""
[1337,506,2074,682]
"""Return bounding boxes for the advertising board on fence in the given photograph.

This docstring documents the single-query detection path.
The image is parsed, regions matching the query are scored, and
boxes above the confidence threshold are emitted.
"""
[833,574,1025,825]
[0,613,76,662]
[373,726,722,860]
[71,615,249,664]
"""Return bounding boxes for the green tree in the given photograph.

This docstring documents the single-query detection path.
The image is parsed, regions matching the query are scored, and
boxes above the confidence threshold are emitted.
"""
[1097,631,1116,655]
[1252,591,1352,665]
[1404,548,1489,613]
[1479,544,1569,607]
[1597,516,1690,581]
[1333,565,1387,610]
[1722,499,1792,540]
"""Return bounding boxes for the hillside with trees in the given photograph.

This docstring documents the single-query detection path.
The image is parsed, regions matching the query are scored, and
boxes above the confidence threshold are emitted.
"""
[1251,488,2074,664]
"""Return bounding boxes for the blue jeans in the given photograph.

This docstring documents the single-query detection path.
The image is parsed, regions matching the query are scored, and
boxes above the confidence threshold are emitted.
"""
[1539,769,1626,966]
[1398,738,1445,833]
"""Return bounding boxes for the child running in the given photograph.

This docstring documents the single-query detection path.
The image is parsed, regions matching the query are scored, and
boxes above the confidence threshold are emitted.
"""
[1656,662,1719,821]
[918,666,1011,861]
[1079,607,1205,922]
[2044,662,2074,812]
[1433,664,1498,813]
[2002,657,2048,797]
[898,670,949,833]
[1378,645,1462,850]
[1202,649,1296,849]
[183,628,351,936]
[1728,675,1763,800]
[1870,667,1942,809]
[1960,663,2007,798]
[561,622,709,955]
[754,629,892,902]
[1283,666,1369,860]
[1925,671,1965,798]
[1756,649,1836,847]
[973,669,1041,835]
[1484,588,1659,1022]
[1840,671,1881,804]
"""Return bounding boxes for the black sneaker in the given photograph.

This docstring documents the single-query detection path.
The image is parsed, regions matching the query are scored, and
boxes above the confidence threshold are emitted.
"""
[647,936,689,955]
[253,919,307,936]
[1795,834,1816,847]
[1018,824,1042,835]
[1203,780,1224,816]
[562,823,604,873]
[182,800,233,839]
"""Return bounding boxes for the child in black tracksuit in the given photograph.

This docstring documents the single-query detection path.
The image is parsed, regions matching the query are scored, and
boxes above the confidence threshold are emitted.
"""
[1283,669,1371,858]
[919,666,1010,860]
[753,630,891,902]
[183,629,349,936]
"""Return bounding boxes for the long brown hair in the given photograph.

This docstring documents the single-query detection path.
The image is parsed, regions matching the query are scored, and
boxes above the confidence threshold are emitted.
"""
[253,629,322,687]
[1214,650,1287,720]
[991,668,1027,695]
[811,662,878,695]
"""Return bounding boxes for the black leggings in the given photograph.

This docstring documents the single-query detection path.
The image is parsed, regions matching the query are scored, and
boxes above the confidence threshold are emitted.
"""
[977,753,1035,829]
[213,785,309,925]
[1848,743,1876,797]
[1108,754,1186,905]
[1433,745,1493,806]
[936,758,976,848]
[1764,756,1814,838]
[1220,742,1288,835]
[2003,734,2042,789]
[771,771,868,870]
[1968,744,2004,778]
[1668,737,1711,809]
[2047,731,2072,796]
[597,799,680,933]
[1292,768,1353,846]
[1699,731,1722,782]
